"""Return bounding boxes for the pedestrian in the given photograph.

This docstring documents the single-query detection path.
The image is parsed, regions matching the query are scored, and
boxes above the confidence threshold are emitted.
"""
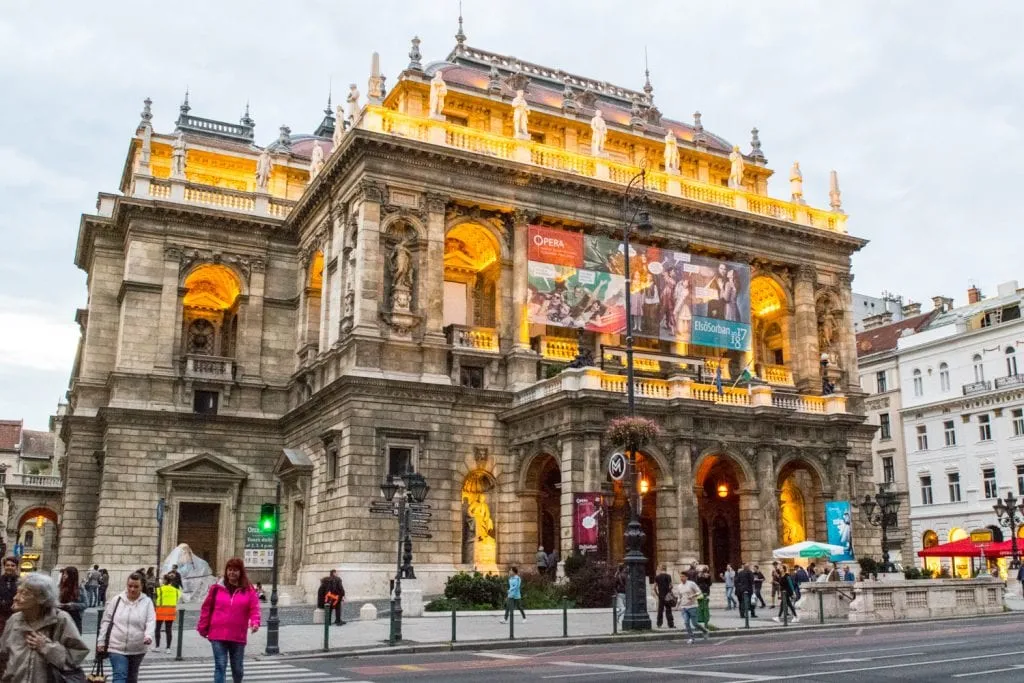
[722,564,736,610]
[843,565,856,582]
[144,568,157,599]
[1017,564,1024,595]
[547,549,559,581]
[197,557,261,683]
[826,563,841,582]
[97,570,156,683]
[0,556,19,636]
[0,573,89,683]
[734,563,755,618]
[654,564,676,628]
[497,565,528,626]
[98,568,110,605]
[166,564,183,590]
[793,564,808,602]
[614,563,627,628]
[84,564,101,608]
[773,567,799,623]
[675,571,709,644]
[316,570,345,626]
[752,565,767,608]
[154,573,181,652]
[57,566,85,633]
[770,562,781,607]
[695,566,712,597]
[536,546,549,579]
[255,583,267,602]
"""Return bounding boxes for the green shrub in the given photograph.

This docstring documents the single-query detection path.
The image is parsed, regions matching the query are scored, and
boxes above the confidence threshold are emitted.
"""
[519,571,569,609]
[563,552,587,578]
[443,571,505,609]
[562,557,617,608]
[937,566,952,579]
[424,597,458,612]
[857,557,879,577]
[903,567,927,580]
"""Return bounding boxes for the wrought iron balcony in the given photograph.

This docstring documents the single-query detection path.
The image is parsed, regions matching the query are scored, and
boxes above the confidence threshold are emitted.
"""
[962,380,993,396]
[182,354,236,382]
[995,374,1024,389]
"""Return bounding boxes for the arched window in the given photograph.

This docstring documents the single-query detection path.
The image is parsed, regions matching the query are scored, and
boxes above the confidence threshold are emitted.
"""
[181,264,242,358]
[1007,347,1018,377]
[973,354,985,383]
[939,362,950,392]
[912,368,923,397]
[187,319,216,355]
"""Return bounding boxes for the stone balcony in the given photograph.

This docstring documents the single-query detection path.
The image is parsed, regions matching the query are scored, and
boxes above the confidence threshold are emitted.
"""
[129,176,295,219]
[181,354,236,383]
[362,106,848,234]
[513,366,845,414]
[963,380,993,396]
[445,324,500,353]
[995,373,1024,390]
[2,473,63,491]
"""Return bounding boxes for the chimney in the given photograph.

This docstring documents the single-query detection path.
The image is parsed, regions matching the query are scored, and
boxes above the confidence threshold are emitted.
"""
[862,311,894,330]
[901,302,922,317]
[967,286,982,304]
[996,280,1019,298]
[931,296,953,313]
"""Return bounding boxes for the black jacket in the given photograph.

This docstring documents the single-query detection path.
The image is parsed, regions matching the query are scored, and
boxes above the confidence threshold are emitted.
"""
[0,574,17,616]
[654,572,673,598]
[734,568,754,595]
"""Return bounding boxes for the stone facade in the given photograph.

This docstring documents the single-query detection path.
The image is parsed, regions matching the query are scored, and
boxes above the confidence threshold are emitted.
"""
[59,39,879,598]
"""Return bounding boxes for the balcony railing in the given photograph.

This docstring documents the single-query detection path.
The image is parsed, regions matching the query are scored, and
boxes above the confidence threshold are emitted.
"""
[533,336,578,362]
[2,473,62,490]
[363,107,848,234]
[138,178,295,219]
[446,325,499,353]
[962,380,992,396]
[995,374,1024,389]
[512,367,846,414]
[759,364,795,387]
[182,354,236,382]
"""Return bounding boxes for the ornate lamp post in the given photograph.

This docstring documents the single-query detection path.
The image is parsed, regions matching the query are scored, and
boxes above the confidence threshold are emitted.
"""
[380,471,430,645]
[993,491,1024,569]
[861,482,901,573]
[618,168,654,631]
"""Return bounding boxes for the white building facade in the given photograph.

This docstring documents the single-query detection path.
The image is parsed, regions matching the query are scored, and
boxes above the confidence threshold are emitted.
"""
[898,284,1024,578]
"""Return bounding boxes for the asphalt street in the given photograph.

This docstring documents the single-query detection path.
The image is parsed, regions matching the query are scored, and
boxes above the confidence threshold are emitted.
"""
[278,613,1024,682]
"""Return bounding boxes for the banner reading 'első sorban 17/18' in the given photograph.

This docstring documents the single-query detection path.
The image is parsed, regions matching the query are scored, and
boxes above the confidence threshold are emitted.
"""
[526,225,751,351]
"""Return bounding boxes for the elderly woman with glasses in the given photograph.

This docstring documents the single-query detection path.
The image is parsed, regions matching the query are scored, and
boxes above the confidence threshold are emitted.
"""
[0,573,88,682]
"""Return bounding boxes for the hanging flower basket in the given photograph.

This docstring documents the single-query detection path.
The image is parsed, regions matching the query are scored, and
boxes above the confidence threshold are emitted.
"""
[605,416,661,450]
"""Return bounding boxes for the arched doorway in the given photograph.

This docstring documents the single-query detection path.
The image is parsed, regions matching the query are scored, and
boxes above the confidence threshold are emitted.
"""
[523,454,561,559]
[750,275,791,382]
[16,507,59,573]
[443,224,501,330]
[695,454,743,578]
[607,452,660,577]
[777,460,825,548]
[948,528,970,578]
[461,470,498,571]
[922,530,940,574]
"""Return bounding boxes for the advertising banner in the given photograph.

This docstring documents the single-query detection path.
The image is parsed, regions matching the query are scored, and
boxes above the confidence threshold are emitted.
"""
[573,493,607,555]
[825,501,855,562]
[526,225,750,351]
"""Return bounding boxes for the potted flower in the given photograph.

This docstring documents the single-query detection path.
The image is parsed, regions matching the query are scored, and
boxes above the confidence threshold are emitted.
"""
[605,416,661,451]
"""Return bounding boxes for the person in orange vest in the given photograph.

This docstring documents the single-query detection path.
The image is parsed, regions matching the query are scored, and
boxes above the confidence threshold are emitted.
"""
[154,573,182,651]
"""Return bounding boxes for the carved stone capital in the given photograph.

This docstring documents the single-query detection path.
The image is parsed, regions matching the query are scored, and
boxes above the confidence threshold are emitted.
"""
[359,178,386,204]
[164,245,183,262]
[838,272,854,288]
[511,208,532,227]
[795,264,817,284]
[424,192,449,214]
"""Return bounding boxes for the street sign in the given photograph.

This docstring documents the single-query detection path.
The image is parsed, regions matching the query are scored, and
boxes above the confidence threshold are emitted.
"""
[408,503,432,511]
[409,533,432,540]
[243,525,274,568]
[608,451,627,481]
[408,525,431,533]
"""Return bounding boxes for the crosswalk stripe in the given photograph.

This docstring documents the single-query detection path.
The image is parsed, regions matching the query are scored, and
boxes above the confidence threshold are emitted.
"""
[136,660,359,682]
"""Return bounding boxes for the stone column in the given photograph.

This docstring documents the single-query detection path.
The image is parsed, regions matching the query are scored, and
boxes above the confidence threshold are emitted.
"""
[756,447,780,563]
[581,434,604,493]
[836,273,858,391]
[317,230,332,350]
[560,438,585,563]
[154,246,183,369]
[675,441,700,567]
[792,265,821,393]
[237,260,265,381]
[511,210,530,349]
[354,180,385,335]
[738,486,761,564]
[422,193,449,341]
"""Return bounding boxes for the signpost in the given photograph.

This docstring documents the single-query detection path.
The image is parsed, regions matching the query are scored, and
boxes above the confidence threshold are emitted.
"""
[244,524,275,568]
[608,452,627,481]
[156,498,165,573]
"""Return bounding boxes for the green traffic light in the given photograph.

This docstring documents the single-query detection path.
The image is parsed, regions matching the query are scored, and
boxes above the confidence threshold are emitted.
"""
[260,503,277,534]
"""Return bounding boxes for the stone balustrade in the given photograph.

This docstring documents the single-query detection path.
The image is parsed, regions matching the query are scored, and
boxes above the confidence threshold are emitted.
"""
[843,578,1004,622]
[445,324,500,352]
[182,354,236,383]
[533,335,578,362]
[759,363,795,386]
[364,107,847,234]
[2,473,63,490]
[513,367,846,414]
[132,177,295,219]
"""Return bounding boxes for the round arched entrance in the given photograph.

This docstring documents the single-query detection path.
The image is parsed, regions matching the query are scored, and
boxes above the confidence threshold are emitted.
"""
[776,459,826,548]
[523,454,561,557]
[695,454,744,578]
[15,507,59,573]
[607,452,661,577]
[922,529,940,574]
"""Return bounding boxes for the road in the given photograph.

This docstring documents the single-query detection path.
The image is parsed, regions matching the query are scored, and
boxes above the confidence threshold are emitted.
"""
[273,613,1024,682]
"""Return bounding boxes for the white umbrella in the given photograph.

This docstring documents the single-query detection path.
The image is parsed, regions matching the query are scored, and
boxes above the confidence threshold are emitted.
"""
[772,540,847,559]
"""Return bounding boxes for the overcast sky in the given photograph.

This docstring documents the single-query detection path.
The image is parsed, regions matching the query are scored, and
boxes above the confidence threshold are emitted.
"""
[1,0,1021,429]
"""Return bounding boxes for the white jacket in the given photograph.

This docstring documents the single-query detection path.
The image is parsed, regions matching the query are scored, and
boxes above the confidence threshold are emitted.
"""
[98,592,156,655]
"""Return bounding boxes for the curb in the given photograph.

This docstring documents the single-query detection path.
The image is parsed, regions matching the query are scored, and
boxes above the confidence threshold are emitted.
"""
[267,610,1022,662]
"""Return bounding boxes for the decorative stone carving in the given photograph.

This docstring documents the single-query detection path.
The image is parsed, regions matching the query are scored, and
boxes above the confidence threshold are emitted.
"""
[389,236,415,313]
[505,68,529,93]
[407,36,422,71]
[171,132,187,180]
[255,149,272,191]
[795,264,816,284]
[424,192,448,214]
[729,145,745,189]
[663,130,679,174]
[487,61,503,96]
[590,109,607,156]
[346,84,361,124]
[749,127,766,163]
[790,161,804,204]
[576,90,597,108]
[368,52,385,103]
[309,142,325,181]
[511,90,530,139]
[428,70,448,120]
[561,77,578,114]
[333,105,345,146]
[359,178,386,204]
[829,169,843,213]
[174,246,260,282]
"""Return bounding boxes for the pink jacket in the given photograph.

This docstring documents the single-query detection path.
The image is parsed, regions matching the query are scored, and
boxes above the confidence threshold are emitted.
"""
[196,581,261,644]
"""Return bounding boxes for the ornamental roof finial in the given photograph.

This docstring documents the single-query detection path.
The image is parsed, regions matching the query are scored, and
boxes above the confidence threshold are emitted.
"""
[180,88,190,117]
[455,1,467,51]
[277,124,292,150]
[408,36,423,71]
[749,126,766,162]
[829,169,844,213]
[139,97,153,128]
[643,47,653,101]
[240,101,255,128]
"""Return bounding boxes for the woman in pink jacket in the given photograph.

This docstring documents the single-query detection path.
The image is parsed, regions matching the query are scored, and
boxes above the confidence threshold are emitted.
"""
[196,558,261,683]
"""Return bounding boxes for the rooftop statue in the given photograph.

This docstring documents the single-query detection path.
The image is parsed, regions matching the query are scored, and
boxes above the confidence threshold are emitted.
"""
[512,90,529,139]
[171,132,187,179]
[663,130,679,174]
[333,105,345,147]
[346,84,361,124]
[255,149,272,191]
[590,109,607,156]
[310,141,325,180]
[729,145,745,189]
[429,71,448,120]
[790,161,804,204]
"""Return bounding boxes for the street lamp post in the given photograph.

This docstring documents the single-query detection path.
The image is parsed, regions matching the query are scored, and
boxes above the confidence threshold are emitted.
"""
[264,480,282,655]
[861,482,901,573]
[993,491,1024,569]
[620,169,654,631]
[380,472,430,645]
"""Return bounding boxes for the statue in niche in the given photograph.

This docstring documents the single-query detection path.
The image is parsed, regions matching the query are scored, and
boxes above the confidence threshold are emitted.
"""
[255,149,272,191]
[389,235,415,312]
[511,89,529,139]
[171,132,187,179]
[729,145,745,189]
[429,70,448,119]
[466,492,497,568]
[461,498,475,565]
[663,130,679,174]
[779,478,806,546]
[309,141,325,180]
[590,109,607,156]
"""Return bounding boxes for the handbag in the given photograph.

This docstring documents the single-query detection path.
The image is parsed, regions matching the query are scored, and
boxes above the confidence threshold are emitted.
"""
[86,656,107,683]
[664,592,678,608]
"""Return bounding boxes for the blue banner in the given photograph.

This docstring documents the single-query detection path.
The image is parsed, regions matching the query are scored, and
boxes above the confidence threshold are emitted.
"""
[690,316,751,351]
[825,501,855,561]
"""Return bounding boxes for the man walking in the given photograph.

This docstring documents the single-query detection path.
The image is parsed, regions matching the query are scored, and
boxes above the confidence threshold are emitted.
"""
[752,565,767,608]
[770,561,780,608]
[614,564,627,629]
[654,564,675,628]
[722,564,736,610]
[85,564,101,608]
[677,572,709,644]
[499,566,526,624]
[1017,563,1024,596]
[328,569,346,625]
[536,546,549,579]
[734,563,755,618]
[773,566,799,622]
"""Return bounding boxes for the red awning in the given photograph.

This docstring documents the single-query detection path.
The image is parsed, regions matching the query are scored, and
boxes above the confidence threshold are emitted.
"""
[918,538,1013,558]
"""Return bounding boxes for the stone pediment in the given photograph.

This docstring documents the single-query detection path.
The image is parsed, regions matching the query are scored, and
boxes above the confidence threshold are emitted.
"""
[275,448,313,479]
[157,453,248,484]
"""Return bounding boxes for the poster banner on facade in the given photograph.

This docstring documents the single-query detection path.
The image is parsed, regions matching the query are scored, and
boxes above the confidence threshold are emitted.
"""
[573,493,607,555]
[825,501,855,562]
[244,525,274,568]
[526,225,750,350]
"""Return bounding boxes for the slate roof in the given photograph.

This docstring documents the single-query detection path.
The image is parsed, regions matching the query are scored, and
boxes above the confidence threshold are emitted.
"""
[856,312,936,357]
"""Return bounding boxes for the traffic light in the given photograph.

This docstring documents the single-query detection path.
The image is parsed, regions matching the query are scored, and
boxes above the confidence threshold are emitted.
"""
[259,503,277,534]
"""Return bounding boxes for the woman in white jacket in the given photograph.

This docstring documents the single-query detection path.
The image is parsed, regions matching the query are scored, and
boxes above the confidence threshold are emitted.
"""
[97,572,155,683]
